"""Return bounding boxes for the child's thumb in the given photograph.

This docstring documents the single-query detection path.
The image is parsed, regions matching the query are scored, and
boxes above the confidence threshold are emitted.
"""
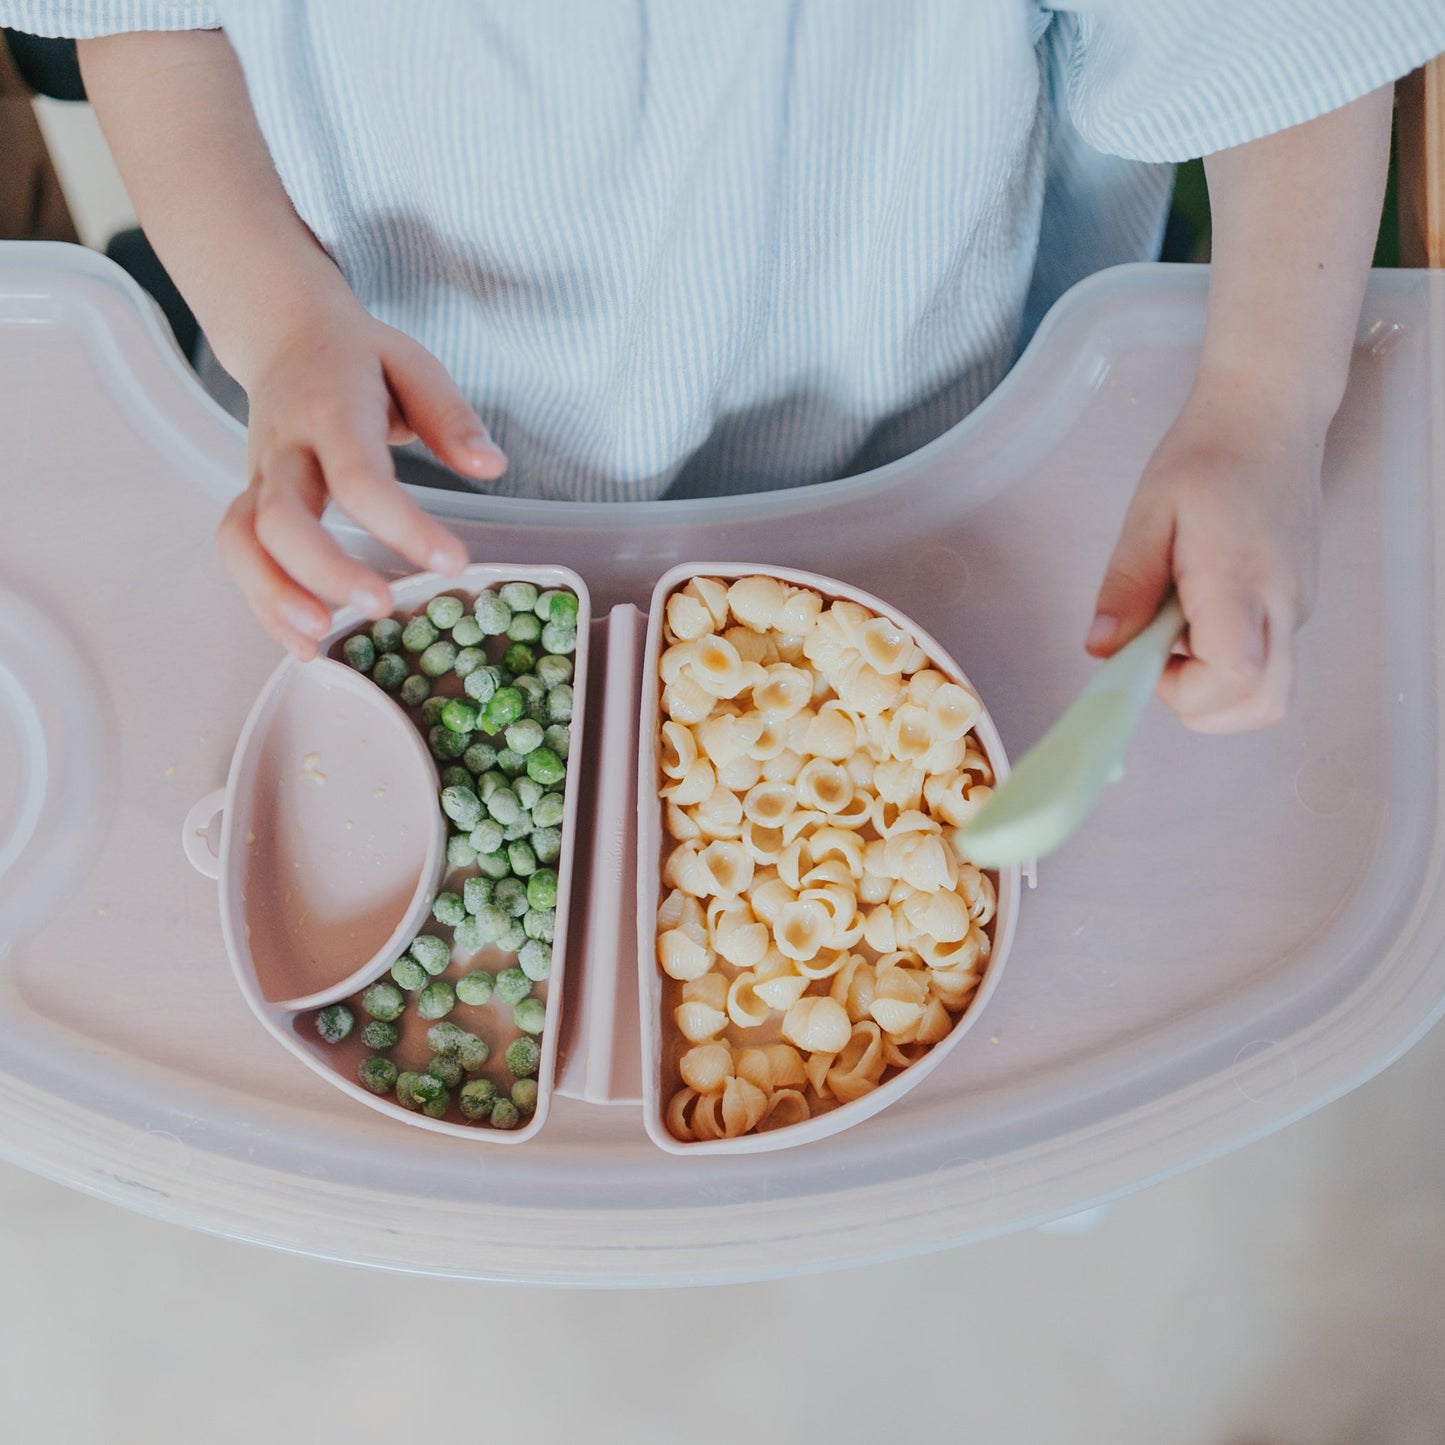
[1086,502,1175,657]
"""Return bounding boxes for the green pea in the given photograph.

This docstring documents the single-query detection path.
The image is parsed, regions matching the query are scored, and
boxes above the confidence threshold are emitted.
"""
[475,770,504,800]
[458,1035,491,1071]
[533,588,561,620]
[494,877,529,918]
[342,634,376,673]
[526,870,558,910]
[432,891,466,927]
[475,848,512,880]
[391,955,428,990]
[469,818,505,855]
[421,1091,451,1119]
[543,724,571,760]
[394,1071,423,1110]
[507,841,538,878]
[495,748,526,778]
[499,581,538,613]
[456,970,495,1006]
[532,793,565,828]
[514,996,547,1035]
[489,1099,521,1130]
[514,672,545,701]
[474,592,512,635]
[463,665,502,704]
[525,747,565,787]
[530,827,561,866]
[505,718,544,755]
[454,645,488,678]
[359,1056,398,1094]
[399,673,432,708]
[514,776,543,811]
[541,622,577,655]
[495,966,532,1006]
[420,640,459,677]
[426,1054,463,1088]
[545,684,574,724]
[452,615,484,648]
[462,876,492,914]
[426,1021,467,1055]
[504,1035,540,1078]
[463,741,498,775]
[314,1004,354,1043]
[426,594,464,630]
[372,653,408,691]
[440,784,483,829]
[475,903,512,943]
[453,916,483,954]
[402,615,439,652]
[371,617,403,654]
[421,696,449,727]
[511,1078,539,1115]
[447,833,480,869]
[523,907,556,944]
[503,640,536,674]
[485,787,523,826]
[361,1019,400,1050]
[409,934,451,976]
[497,918,527,953]
[547,592,580,628]
[417,980,456,1020]
[502,816,532,843]
[458,1078,498,1120]
[485,684,526,724]
[518,939,552,983]
[409,1073,445,1106]
[429,725,470,760]
[362,982,405,1021]
[535,653,573,689]
[441,764,473,792]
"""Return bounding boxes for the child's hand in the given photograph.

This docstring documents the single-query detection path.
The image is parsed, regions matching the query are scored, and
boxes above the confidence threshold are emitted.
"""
[216,300,508,659]
[1086,387,1321,733]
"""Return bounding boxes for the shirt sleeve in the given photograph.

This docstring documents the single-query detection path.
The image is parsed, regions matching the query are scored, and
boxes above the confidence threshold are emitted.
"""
[0,1,218,37]
[1053,0,1445,161]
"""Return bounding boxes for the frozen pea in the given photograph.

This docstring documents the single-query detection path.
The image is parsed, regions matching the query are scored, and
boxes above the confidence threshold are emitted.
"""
[451,615,484,648]
[514,996,547,1034]
[530,827,561,866]
[342,634,376,673]
[372,653,408,692]
[431,891,466,927]
[499,581,538,613]
[523,907,556,944]
[515,776,543,811]
[518,939,552,983]
[475,903,512,943]
[547,591,579,628]
[541,622,577,655]
[535,653,573,689]
[397,673,430,708]
[456,970,495,1006]
[359,1056,398,1095]
[525,747,565,787]
[463,741,498,775]
[489,1099,521,1130]
[504,1035,540,1078]
[453,645,487,678]
[476,770,505,800]
[505,718,545,755]
[426,1054,463,1088]
[474,592,512,635]
[463,665,501,704]
[394,1071,423,1110]
[459,1078,498,1120]
[542,724,570,761]
[421,1091,451,1119]
[525,695,548,725]
[502,817,531,844]
[447,833,479,869]
[507,840,537,878]
[494,877,529,918]
[362,982,406,1021]
[426,594,464,630]
[485,787,522,826]
[545,684,574,724]
[416,980,456,1020]
[429,726,470,760]
[532,792,565,828]
[441,764,473,792]
[402,615,439,652]
[421,695,449,727]
[420,640,458,677]
[409,934,451,976]
[361,1019,400,1050]
[533,588,561,620]
[511,1078,539,1115]
[495,748,526,778]
[503,641,537,675]
[371,617,403,653]
[495,967,532,1005]
[506,610,542,644]
[475,849,511,881]
[391,955,428,991]
[314,1004,354,1043]
[469,818,505,855]
[462,876,492,914]
[440,784,483,830]
[483,685,526,728]
[410,1073,445,1106]
[426,1020,468,1055]
[441,699,480,734]
[457,1035,491,1071]
[498,918,527,953]
[526,870,558,910]
[453,916,483,954]
[514,673,545,703]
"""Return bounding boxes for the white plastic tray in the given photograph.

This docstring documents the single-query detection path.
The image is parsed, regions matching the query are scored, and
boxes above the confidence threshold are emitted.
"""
[1,242,1442,1285]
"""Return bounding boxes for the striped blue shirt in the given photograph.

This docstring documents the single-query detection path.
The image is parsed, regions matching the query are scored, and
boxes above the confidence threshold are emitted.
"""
[9,1,1445,500]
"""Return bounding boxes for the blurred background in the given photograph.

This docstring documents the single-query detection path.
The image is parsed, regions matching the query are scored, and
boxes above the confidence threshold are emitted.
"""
[3,31,1443,1445]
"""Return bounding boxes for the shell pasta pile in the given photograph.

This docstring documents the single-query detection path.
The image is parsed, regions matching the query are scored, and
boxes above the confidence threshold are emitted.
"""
[654,575,998,1143]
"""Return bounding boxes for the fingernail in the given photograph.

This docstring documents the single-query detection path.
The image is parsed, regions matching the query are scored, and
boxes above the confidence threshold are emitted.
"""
[464,431,507,463]
[1086,614,1117,650]
[283,602,326,637]
[431,545,467,575]
[351,584,390,618]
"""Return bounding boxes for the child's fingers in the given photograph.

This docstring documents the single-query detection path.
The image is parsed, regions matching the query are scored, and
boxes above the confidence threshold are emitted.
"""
[250,446,395,617]
[1169,602,1295,734]
[382,337,508,481]
[1087,494,1175,658]
[217,485,331,659]
[316,420,468,576]
[1156,581,1279,726]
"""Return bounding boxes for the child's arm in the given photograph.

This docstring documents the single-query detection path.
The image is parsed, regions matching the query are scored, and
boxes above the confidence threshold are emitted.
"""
[77,30,506,659]
[1088,85,1394,732]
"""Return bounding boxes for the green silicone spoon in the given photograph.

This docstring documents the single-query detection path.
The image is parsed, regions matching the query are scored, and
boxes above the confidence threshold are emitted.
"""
[956,596,1187,869]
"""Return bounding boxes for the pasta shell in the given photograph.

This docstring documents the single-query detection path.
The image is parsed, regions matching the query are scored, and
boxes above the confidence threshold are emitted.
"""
[679,1041,734,1094]
[666,1087,700,1141]
[665,592,713,642]
[776,587,823,635]
[774,898,832,962]
[682,971,729,1011]
[781,995,852,1053]
[795,758,854,814]
[757,1089,811,1132]
[753,664,813,719]
[856,616,913,675]
[674,1000,729,1042]
[727,575,789,632]
[658,928,714,981]
[726,972,772,1028]
[662,675,716,725]
[721,1076,770,1136]
[724,624,778,664]
[686,576,732,630]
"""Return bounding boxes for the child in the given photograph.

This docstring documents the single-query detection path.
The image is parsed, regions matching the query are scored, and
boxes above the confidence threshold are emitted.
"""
[9,2,1444,732]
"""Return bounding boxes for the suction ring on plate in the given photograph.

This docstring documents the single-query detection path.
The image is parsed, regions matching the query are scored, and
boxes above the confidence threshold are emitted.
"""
[181,789,227,881]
